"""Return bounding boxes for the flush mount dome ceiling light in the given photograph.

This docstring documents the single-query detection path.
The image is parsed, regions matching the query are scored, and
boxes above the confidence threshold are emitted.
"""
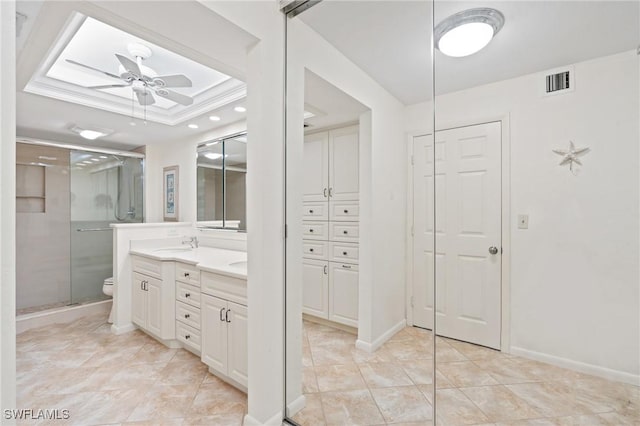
[435,8,504,57]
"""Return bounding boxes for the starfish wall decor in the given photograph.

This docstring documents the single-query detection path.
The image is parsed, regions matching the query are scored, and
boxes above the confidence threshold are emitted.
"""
[552,141,590,173]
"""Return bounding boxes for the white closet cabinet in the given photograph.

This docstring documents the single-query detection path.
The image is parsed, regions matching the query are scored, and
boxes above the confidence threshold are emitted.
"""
[303,126,359,202]
[302,124,359,328]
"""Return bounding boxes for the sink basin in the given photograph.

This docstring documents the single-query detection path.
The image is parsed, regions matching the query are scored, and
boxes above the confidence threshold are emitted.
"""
[228,260,248,268]
[153,246,193,253]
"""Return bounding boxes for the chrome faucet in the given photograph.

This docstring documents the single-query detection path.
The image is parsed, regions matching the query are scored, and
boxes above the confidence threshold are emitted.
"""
[182,236,199,248]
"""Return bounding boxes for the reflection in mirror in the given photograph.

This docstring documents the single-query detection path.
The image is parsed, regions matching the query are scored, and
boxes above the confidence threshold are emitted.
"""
[285,1,435,425]
[430,1,639,424]
[196,133,247,231]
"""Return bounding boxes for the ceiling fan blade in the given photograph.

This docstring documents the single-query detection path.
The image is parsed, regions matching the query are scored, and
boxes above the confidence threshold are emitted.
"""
[135,89,155,106]
[155,89,193,106]
[65,59,122,80]
[115,54,141,78]
[152,74,193,88]
[87,84,130,90]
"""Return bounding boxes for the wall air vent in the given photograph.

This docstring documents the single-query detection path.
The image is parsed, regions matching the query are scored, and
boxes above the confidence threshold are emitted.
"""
[542,65,575,97]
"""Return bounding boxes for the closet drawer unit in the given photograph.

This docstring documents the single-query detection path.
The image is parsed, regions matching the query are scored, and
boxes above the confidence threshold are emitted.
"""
[303,202,329,221]
[302,221,328,241]
[175,301,201,330]
[176,281,201,308]
[176,321,201,353]
[329,201,359,222]
[303,240,329,260]
[330,222,359,243]
[175,262,200,286]
[329,242,359,264]
[131,255,162,280]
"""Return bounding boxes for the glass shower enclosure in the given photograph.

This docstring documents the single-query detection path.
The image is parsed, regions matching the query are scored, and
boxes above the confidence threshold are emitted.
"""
[16,141,143,315]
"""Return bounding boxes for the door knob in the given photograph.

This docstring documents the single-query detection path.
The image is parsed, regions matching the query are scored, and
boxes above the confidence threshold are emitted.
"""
[488,246,499,255]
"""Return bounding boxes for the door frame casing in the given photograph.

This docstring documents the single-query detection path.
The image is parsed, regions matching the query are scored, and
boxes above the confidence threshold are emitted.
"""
[406,114,511,353]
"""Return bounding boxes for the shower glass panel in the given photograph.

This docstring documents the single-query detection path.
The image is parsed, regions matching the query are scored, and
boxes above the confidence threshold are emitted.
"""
[284,1,436,424]
[70,151,143,304]
[432,1,639,423]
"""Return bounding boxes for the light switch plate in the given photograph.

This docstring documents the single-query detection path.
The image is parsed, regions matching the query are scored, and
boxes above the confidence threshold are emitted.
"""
[518,214,529,229]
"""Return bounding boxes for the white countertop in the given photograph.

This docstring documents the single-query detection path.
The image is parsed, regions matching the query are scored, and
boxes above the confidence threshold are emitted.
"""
[130,246,247,279]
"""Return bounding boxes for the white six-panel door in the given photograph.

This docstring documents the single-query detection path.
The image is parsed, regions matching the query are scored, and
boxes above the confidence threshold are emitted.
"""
[413,122,502,349]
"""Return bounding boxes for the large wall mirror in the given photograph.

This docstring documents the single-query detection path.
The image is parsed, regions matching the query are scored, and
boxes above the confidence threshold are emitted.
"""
[196,132,247,231]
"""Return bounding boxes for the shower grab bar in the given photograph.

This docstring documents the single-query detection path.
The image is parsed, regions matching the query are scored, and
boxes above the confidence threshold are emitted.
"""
[76,228,113,232]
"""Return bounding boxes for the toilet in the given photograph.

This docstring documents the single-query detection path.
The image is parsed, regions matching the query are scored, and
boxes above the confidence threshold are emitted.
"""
[103,277,114,323]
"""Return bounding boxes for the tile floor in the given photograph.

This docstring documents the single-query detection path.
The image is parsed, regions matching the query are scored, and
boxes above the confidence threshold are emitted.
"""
[16,314,246,425]
[293,321,640,426]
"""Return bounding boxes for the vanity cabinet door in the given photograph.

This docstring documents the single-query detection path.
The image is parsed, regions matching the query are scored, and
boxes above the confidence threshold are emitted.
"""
[146,277,163,337]
[132,273,148,328]
[227,302,248,388]
[302,259,329,319]
[201,294,228,376]
[329,262,359,328]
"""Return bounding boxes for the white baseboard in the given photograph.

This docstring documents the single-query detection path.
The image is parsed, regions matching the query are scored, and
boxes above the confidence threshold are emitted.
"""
[356,319,406,353]
[111,322,136,335]
[17,300,112,334]
[510,346,640,386]
[286,394,306,417]
[243,410,283,426]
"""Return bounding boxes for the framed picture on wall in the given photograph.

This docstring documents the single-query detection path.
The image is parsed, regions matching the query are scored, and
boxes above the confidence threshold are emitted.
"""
[163,165,179,222]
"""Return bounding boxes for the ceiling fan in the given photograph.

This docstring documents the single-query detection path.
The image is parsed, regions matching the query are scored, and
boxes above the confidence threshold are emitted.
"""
[65,43,194,107]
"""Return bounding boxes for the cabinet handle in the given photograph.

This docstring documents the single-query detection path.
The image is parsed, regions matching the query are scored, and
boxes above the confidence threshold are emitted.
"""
[225,309,231,323]
[185,292,191,298]
[184,272,190,278]
[185,334,190,340]
[324,265,328,275]
[309,248,314,252]
[184,314,190,319]
[329,187,333,197]
[343,209,349,214]
[141,281,144,290]
[220,307,226,321]
[343,230,348,234]
[323,188,327,198]
[342,264,352,269]
[343,251,348,256]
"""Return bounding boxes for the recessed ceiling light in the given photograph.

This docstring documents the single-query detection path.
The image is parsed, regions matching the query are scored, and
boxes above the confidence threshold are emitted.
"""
[209,115,221,121]
[435,8,504,57]
[234,106,246,113]
[79,129,108,140]
[188,123,199,129]
[205,153,223,160]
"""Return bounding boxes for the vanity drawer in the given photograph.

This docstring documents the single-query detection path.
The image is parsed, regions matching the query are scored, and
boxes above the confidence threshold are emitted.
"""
[132,255,162,280]
[176,301,201,330]
[303,240,329,260]
[303,202,329,221]
[302,221,328,241]
[176,321,201,353]
[175,262,200,285]
[330,222,359,243]
[329,242,359,264]
[329,201,359,222]
[176,282,201,308]
[201,271,247,306]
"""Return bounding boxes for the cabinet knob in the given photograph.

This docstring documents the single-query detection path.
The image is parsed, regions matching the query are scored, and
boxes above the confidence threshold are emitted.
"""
[184,314,190,319]
[343,251,348,256]
[185,293,191,298]
[343,230,348,234]
[344,209,349,214]
[309,209,314,214]
[185,334,190,340]
[184,272,190,277]
[309,248,314,252]
[309,229,314,233]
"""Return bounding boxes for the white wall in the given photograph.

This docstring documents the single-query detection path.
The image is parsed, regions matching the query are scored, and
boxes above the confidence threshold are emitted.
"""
[406,50,640,383]
[0,0,16,415]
